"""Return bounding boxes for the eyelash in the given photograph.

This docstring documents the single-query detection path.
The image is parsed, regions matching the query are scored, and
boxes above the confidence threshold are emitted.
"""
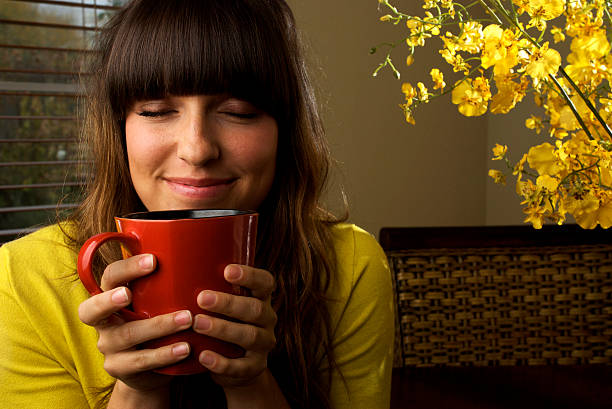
[223,112,258,119]
[137,110,174,117]
[135,110,258,119]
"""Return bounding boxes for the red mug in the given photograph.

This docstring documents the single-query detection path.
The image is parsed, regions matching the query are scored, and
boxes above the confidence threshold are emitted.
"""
[77,209,258,375]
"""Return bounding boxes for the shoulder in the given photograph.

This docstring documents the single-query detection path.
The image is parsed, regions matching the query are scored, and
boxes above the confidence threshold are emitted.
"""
[329,223,389,281]
[0,223,80,298]
[325,223,391,307]
[1,223,76,260]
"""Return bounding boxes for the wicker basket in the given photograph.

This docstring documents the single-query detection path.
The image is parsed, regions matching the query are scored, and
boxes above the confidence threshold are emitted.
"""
[388,244,612,367]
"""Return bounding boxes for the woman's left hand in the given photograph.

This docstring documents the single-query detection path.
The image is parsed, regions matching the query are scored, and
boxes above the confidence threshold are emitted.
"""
[194,264,277,388]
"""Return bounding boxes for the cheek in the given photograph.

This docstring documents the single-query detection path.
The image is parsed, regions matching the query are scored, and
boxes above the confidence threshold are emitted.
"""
[239,126,278,178]
[125,121,166,173]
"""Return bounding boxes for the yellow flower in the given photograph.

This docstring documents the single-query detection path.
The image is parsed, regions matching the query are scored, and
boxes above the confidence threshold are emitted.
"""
[525,115,544,134]
[489,169,506,185]
[526,142,565,176]
[563,192,609,229]
[400,103,416,125]
[550,26,565,43]
[480,24,521,77]
[406,55,415,67]
[453,21,483,54]
[451,79,488,117]
[524,0,565,31]
[430,68,445,90]
[569,29,610,61]
[401,82,417,105]
[417,82,429,102]
[472,76,492,101]
[490,75,527,114]
[439,47,471,74]
[492,144,508,160]
[536,175,558,191]
[481,25,505,69]
[512,0,530,15]
[525,42,561,83]
[558,96,590,131]
[523,204,546,229]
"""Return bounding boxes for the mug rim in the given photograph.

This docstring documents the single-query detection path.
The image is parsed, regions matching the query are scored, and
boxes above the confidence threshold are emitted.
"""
[118,209,257,221]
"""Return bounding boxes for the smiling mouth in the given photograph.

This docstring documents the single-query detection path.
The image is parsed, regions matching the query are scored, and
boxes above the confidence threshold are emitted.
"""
[163,177,237,199]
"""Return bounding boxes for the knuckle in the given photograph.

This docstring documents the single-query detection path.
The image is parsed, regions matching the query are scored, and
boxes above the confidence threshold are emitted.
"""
[133,350,150,371]
[219,292,233,311]
[212,355,228,373]
[103,359,120,378]
[96,336,108,354]
[269,310,278,327]
[243,325,259,349]
[100,265,115,291]
[116,322,136,344]
[77,301,90,324]
[267,333,277,350]
[266,274,276,292]
[153,312,175,331]
[250,299,264,321]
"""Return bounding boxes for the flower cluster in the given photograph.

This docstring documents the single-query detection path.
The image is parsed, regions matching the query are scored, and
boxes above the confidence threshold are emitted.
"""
[374,0,612,229]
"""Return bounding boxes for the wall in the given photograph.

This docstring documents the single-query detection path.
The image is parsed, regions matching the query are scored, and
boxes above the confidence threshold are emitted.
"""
[287,0,490,237]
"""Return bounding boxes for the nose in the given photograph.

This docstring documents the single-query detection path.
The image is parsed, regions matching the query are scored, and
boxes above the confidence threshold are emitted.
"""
[176,113,220,166]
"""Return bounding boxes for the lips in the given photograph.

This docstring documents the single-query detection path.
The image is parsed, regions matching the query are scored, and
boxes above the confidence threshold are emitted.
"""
[163,177,237,200]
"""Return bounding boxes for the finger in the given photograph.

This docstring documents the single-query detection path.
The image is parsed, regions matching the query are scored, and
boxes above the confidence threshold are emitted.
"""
[193,314,276,351]
[199,350,265,380]
[197,291,277,328]
[78,287,131,326]
[103,342,191,378]
[97,310,193,353]
[100,254,156,291]
[224,265,275,300]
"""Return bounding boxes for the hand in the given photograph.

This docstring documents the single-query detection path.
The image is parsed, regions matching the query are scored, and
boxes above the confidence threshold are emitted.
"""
[77,254,193,393]
[193,264,277,389]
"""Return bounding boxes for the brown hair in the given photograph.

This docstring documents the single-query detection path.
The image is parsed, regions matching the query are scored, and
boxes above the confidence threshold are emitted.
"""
[68,0,346,407]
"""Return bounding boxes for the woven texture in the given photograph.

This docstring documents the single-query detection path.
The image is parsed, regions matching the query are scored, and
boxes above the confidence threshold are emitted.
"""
[388,244,612,367]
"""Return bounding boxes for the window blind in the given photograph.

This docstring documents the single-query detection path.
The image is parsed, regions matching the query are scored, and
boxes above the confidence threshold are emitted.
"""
[0,0,123,244]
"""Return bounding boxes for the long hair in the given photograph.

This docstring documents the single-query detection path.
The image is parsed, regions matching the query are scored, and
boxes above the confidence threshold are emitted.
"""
[67,0,346,407]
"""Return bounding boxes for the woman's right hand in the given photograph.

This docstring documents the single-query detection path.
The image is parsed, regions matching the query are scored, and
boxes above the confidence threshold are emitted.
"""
[77,254,193,397]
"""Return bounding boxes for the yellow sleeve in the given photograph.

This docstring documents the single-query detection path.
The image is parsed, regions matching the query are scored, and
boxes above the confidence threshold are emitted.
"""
[326,225,394,409]
[0,227,113,409]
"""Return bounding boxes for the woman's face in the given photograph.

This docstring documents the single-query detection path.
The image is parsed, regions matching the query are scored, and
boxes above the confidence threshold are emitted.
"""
[125,94,277,211]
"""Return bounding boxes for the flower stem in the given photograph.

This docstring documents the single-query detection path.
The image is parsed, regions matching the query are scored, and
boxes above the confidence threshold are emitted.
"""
[478,0,504,25]
[557,66,612,139]
[548,73,595,140]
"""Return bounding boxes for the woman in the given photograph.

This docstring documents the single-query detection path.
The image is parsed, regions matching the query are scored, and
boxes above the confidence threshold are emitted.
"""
[0,0,394,408]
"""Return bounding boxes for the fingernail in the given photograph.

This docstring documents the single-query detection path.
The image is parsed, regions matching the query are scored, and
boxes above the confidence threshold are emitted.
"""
[200,292,216,307]
[194,315,211,331]
[225,265,242,281]
[174,310,192,326]
[111,287,128,304]
[172,343,190,357]
[200,351,215,367]
[139,254,154,270]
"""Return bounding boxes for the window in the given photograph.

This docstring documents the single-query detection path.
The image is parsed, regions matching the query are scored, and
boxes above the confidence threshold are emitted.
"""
[0,0,124,244]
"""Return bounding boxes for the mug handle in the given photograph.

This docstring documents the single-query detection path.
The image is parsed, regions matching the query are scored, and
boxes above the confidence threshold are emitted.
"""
[77,232,148,321]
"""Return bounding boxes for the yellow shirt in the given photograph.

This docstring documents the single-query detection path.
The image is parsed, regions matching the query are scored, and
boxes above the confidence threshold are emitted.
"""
[0,223,393,408]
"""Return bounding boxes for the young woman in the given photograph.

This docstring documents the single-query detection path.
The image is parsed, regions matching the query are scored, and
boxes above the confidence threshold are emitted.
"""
[0,1,394,408]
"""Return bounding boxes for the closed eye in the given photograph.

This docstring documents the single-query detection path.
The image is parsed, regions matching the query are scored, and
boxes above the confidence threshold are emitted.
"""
[222,112,258,119]
[137,110,176,117]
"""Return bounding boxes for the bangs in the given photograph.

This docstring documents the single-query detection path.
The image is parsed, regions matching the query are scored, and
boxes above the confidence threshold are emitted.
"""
[100,0,293,121]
